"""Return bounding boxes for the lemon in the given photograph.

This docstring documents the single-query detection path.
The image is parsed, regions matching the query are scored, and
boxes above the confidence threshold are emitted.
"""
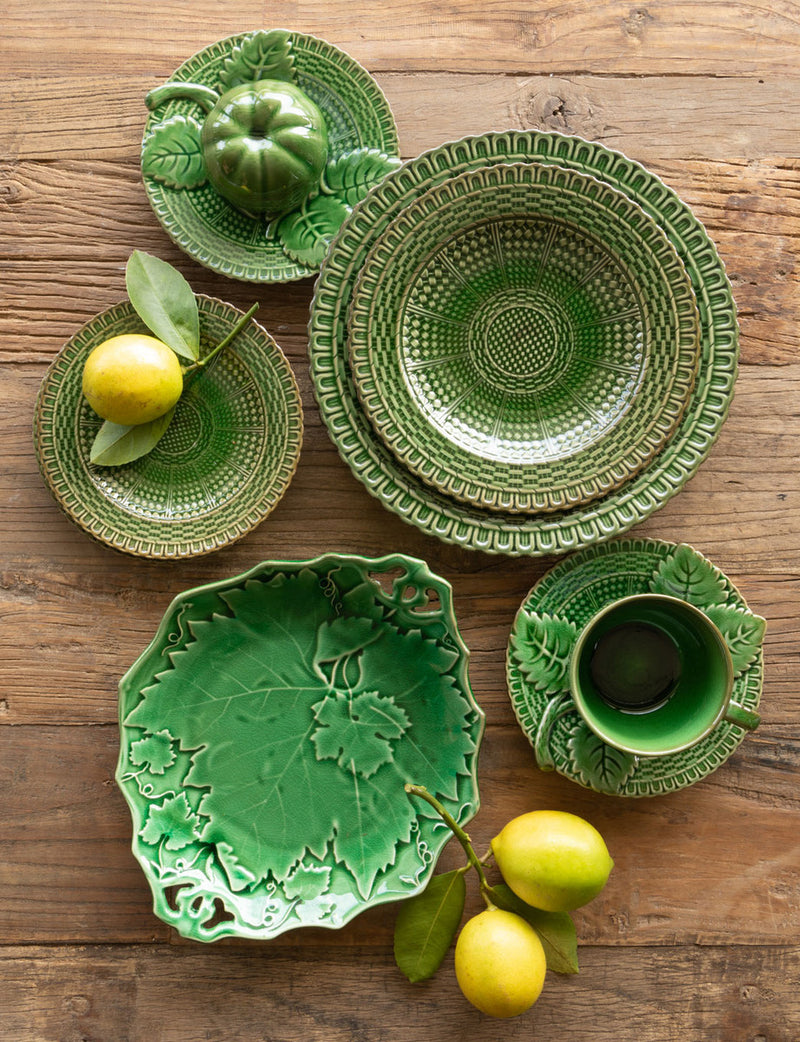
[454,907,546,1018]
[82,334,183,426]
[491,809,613,913]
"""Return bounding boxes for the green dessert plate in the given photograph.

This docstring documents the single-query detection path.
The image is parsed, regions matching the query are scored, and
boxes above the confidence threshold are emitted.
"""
[348,163,700,513]
[308,130,739,556]
[142,29,400,282]
[34,297,303,559]
[116,553,484,942]
[506,539,765,797]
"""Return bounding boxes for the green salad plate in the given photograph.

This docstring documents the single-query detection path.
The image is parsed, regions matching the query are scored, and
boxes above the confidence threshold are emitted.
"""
[308,130,739,556]
[142,29,400,282]
[34,297,303,559]
[506,539,765,797]
[116,553,484,942]
[348,162,700,514]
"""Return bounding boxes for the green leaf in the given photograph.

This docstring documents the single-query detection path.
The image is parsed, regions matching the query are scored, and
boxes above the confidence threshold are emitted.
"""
[311,690,410,778]
[129,730,176,775]
[704,603,766,677]
[125,250,200,361]
[394,870,467,982]
[283,863,332,902]
[278,194,351,267]
[140,792,203,851]
[323,149,403,207]
[124,569,474,896]
[568,722,637,795]
[488,884,579,975]
[89,409,175,466]
[510,610,577,693]
[220,29,296,89]
[142,115,206,188]
[650,543,728,608]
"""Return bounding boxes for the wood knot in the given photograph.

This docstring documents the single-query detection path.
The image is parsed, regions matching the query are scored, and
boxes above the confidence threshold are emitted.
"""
[621,8,654,41]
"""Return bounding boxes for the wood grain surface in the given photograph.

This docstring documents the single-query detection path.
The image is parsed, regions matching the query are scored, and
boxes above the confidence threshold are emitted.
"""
[2,1,799,1040]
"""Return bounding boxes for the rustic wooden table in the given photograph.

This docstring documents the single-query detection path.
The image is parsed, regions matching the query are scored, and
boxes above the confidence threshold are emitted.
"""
[4,2,799,1039]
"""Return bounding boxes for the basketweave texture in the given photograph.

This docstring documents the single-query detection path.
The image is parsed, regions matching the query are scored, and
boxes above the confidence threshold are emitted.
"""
[348,163,700,513]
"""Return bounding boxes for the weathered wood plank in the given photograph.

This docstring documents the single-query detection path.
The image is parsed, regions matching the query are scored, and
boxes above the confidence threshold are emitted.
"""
[5,0,800,77]
[1,722,797,945]
[3,942,799,1041]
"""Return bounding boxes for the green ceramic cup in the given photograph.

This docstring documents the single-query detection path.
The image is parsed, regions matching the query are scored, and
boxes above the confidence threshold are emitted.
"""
[569,594,760,757]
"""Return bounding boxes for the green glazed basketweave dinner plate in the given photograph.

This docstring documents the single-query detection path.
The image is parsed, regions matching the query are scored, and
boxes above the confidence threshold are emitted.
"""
[348,162,700,513]
[116,553,484,942]
[308,130,739,556]
[34,297,303,559]
[142,30,399,283]
[506,538,765,797]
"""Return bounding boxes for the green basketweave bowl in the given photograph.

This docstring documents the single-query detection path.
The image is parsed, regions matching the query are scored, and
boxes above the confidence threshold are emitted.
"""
[116,553,484,942]
[308,130,739,556]
[348,163,700,514]
[34,297,303,559]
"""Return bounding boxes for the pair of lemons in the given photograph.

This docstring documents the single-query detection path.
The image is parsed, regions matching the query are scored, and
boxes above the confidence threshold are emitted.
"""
[455,810,614,1019]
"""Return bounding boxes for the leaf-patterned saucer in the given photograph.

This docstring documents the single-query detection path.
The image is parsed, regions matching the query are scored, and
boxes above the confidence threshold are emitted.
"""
[142,29,400,282]
[116,553,484,942]
[34,296,303,559]
[506,539,766,797]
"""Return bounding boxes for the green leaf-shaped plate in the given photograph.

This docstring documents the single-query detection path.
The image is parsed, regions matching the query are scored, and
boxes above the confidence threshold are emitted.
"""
[116,553,484,942]
[34,297,303,559]
[506,538,765,796]
[142,30,399,282]
[308,130,739,555]
[349,162,700,513]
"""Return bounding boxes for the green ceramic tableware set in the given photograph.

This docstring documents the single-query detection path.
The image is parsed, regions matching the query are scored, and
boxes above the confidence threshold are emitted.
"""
[32,29,766,940]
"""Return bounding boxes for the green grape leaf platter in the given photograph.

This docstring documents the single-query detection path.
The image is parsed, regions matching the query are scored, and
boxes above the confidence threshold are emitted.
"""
[506,539,765,797]
[142,29,400,282]
[308,130,740,556]
[34,296,303,559]
[116,553,484,942]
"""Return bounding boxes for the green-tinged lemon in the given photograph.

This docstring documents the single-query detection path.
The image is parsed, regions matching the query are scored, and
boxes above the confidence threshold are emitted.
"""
[82,334,183,426]
[454,907,547,1018]
[491,809,614,913]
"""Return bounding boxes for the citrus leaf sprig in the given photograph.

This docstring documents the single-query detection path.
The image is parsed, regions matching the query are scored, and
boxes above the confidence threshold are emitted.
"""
[89,250,258,467]
[393,785,579,985]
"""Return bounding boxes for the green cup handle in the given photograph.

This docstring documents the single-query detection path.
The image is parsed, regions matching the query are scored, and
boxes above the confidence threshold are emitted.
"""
[724,701,761,731]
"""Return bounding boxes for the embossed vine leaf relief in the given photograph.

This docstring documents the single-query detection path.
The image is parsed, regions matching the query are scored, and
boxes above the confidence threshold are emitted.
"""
[567,723,637,795]
[141,115,206,189]
[124,567,477,900]
[650,543,728,607]
[510,610,577,693]
[219,29,296,90]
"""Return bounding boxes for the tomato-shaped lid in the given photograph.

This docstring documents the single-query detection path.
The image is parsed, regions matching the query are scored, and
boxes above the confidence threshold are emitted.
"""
[201,80,329,217]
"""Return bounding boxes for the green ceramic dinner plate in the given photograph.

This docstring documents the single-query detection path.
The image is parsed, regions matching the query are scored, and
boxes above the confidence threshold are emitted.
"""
[308,130,739,556]
[34,297,303,558]
[116,553,484,942]
[506,538,765,797]
[348,162,700,513]
[142,29,399,282]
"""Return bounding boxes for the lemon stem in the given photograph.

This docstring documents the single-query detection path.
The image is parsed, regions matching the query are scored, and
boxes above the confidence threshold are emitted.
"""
[404,784,492,894]
[183,303,260,381]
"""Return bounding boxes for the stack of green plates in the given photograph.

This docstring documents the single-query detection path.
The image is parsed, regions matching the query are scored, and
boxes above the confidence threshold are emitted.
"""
[308,130,739,557]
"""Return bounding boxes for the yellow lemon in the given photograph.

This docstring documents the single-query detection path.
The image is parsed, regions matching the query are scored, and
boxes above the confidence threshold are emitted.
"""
[491,809,613,913]
[454,907,547,1018]
[82,334,183,426]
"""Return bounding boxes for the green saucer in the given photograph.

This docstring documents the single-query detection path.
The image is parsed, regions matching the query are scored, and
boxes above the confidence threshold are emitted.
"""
[142,30,399,282]
[349,163,700,513]
[34,297,303,558]
[506,539,765,797]
[309,130,739,556]
[116,553,484,941]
